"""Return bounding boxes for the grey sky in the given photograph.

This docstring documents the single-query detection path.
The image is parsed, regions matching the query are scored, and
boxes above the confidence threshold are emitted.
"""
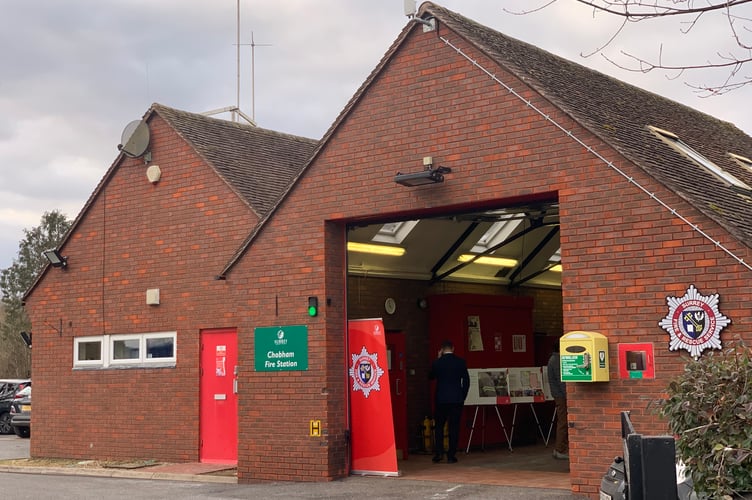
[1,1,750,271]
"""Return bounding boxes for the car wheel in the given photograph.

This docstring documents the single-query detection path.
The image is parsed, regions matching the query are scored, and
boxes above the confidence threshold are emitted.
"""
[13,426,30,438]
[0,412,11,434]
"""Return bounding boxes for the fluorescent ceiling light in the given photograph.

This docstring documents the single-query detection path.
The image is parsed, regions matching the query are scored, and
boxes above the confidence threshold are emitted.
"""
[549,264,562,273]
[348,242,406,256]
[457,254,518,267]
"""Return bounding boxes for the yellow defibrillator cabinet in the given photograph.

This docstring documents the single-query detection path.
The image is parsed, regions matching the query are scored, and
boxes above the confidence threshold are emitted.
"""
[560,331,609,382]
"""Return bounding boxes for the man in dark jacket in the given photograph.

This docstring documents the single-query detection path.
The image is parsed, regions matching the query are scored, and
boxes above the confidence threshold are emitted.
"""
[429,340,470,463]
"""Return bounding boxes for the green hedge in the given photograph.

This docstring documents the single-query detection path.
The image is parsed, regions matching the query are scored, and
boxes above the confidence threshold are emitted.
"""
[658,340,752,499]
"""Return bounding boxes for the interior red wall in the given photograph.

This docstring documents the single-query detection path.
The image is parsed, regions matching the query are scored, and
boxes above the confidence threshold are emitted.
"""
[427,293,535,447]
[428,294,534,367]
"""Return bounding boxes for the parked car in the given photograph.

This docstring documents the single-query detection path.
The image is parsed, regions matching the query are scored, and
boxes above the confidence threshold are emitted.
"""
[0,379,31,434]
[9,385,30,438]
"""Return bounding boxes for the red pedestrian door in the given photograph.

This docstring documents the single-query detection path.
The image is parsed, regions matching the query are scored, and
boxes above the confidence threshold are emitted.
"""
[199,328,238,463]
[386,331,408,460]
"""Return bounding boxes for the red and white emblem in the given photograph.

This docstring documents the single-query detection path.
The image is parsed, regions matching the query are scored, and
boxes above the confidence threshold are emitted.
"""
[658,285,731,359]
[349,346,384,398]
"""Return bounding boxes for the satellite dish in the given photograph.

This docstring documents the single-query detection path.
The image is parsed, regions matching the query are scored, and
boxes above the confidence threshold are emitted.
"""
[118,120,150,158]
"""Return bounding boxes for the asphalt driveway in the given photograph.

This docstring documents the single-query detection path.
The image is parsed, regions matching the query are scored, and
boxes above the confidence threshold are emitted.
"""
[0,435,29,460]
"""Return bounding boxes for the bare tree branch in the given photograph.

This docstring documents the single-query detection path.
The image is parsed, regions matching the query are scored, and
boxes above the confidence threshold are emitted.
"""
[508,0,752,94]
[507,0,752,18]
[572,0,752,19]
[580,16,630,57]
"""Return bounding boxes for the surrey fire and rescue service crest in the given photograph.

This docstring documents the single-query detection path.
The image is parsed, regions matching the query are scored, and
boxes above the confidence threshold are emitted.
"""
[349,346,384,398]
[659,284,731,359]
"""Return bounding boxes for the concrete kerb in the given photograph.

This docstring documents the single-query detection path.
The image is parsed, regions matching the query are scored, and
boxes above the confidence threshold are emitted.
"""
[0,464,237,484]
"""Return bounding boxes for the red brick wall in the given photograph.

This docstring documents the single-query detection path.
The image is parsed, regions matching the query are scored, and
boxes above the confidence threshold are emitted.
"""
[559,185,752,496]
[24,21,752,499]
[230,25,752,497]
[25,113,256,462]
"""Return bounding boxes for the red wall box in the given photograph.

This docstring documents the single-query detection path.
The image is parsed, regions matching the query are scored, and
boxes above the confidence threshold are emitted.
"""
[617,343,656,380]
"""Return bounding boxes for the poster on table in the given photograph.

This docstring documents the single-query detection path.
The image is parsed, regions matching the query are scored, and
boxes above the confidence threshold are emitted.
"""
[466,367,549,405]
[347,318,399,476]
[466,368,511,405]
[506,367,546,403]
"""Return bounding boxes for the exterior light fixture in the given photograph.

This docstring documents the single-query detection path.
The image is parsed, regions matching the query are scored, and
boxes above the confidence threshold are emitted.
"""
[19,331,32,348]
[347,242,406,256]
[394,156,451,187]
[42,249,67,269]
[146,164,162,184]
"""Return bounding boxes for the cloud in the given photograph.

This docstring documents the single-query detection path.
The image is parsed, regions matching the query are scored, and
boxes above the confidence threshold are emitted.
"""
[0,0,749,271]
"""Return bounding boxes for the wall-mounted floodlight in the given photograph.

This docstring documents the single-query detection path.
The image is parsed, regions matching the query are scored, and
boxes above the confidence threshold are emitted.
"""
[19,331,32,348]
[394,156,452,187]
[43,249,67,269]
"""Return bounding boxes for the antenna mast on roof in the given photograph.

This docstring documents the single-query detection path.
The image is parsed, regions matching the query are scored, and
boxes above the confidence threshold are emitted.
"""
[235,0,240,122]
[203,1,271,124]
[247,31,271,122]
[226,1,270,124]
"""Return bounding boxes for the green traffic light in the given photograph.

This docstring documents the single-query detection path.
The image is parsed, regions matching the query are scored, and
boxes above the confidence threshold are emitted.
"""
[308,297,318,317]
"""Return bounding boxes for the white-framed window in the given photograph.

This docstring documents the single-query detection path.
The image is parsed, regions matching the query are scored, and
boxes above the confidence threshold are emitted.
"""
[729,152,752,173]
[471,217,522,254]
[73,332,176,369]
[143,332,176,363]
[111,334,141,364]
[649,126,752,193]
[74,336,106,367]
[372,220,419,244]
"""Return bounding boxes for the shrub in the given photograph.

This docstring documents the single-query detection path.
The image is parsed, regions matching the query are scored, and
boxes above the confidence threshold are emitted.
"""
[657,340,752,499]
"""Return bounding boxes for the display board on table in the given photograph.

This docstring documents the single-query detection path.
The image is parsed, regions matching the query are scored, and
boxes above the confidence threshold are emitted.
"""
[466,367,552,406]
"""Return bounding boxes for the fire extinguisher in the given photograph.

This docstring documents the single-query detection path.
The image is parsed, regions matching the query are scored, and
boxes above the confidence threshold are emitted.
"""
[423,416,433,453]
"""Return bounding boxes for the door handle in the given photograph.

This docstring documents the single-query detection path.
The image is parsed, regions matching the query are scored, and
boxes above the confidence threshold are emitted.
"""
[233,379,238,394]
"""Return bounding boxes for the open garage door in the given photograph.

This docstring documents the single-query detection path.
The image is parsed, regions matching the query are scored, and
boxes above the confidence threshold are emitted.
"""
[345,199,567,488]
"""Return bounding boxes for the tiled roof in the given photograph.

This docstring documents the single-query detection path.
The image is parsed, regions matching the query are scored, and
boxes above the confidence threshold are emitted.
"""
[421,3,752,247]
[153,104,317,218]
[24,104,317,296]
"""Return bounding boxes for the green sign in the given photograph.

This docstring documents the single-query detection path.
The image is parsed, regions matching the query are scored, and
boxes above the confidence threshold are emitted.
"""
[561,354,592,381]
[255,325,308,371]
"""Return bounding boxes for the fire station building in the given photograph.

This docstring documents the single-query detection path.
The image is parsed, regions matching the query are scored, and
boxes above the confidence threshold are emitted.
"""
[24,3,752,498]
